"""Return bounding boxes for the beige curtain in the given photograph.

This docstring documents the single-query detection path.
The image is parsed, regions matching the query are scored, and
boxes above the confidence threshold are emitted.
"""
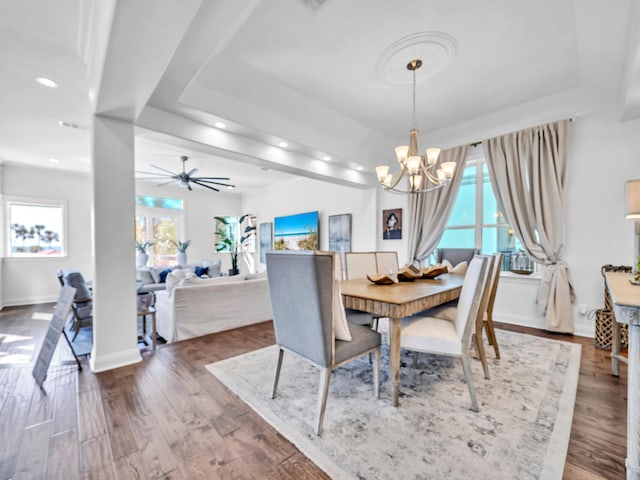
[406,146,468,265]
[484,119,575,332]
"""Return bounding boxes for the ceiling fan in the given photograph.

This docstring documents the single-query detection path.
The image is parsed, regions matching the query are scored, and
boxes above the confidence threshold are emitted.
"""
[136,155,235,192]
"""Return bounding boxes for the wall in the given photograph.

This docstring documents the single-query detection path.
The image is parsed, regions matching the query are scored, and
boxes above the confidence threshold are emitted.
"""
[242,177,377,272]
[1,164,94,306]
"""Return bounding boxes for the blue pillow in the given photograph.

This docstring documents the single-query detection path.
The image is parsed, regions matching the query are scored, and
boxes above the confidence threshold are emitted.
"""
[195,266,209,277]
[159,269,172,283]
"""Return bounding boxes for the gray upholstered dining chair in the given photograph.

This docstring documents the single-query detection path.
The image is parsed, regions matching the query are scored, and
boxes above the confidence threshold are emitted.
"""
[400,255,490,411]
[437,248,479,267]
[57,269,93,340]
[266,250,381,435]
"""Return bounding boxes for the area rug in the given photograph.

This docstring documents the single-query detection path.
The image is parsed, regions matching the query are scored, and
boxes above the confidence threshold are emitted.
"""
[206,326,581,480]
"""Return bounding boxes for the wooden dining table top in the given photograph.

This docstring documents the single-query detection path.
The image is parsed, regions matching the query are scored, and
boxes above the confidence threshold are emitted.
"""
[340,274,464,318]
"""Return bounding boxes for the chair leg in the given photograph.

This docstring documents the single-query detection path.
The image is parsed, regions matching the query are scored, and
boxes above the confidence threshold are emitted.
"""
[461,354,479,412]
[315,368,332,436]
[412,351,419,369]
[372,348,380,399]
[272,348,284,399]
[484,314,500,359]
[473,329,491,380]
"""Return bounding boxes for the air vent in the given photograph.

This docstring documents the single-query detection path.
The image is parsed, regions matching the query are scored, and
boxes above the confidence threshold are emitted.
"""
[58,120,89,130]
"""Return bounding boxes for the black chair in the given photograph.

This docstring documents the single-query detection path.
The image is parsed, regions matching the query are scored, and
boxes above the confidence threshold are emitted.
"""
[266,251,381,435]
[57,269,93,340]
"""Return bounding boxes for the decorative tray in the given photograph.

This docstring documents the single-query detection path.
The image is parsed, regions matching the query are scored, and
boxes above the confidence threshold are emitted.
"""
[420,265,449,279]
[366,273,399,285]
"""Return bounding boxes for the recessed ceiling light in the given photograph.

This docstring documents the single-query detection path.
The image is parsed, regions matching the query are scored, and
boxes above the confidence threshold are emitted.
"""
[278,142,288,148]
[226,185,235,190]
[48,158,59,164]
[214,121,226,129]
[35,77,58,88]
[356,166,364,171]
[323,155,331,161]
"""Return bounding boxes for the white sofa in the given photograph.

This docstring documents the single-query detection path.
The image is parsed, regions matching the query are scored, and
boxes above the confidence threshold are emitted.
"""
[155,273,273,343]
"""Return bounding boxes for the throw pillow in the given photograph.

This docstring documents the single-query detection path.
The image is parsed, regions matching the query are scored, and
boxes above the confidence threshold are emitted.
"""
[159,269,172,283]
[333,253,352,342]
[136,268,154,285]
[202,259,222,277]
[149,266,166,284]
[195,266,209,277]
[442,259,468,276]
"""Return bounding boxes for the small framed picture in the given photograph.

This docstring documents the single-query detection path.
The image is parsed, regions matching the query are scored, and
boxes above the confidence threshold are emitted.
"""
[382,208,402,240]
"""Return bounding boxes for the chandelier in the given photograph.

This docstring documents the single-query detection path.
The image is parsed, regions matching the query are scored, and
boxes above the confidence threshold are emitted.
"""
[376,59,456,194]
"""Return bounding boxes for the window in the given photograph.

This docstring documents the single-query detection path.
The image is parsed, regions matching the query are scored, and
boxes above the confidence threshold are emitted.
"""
[437,157,530,271]
[135,195,183,266]
[6,200,65,257]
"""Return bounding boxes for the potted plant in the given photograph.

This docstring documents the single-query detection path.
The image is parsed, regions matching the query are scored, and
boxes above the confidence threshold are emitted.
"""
[171,239,191,266]
[214,216,240,275]
[135,240,153,267]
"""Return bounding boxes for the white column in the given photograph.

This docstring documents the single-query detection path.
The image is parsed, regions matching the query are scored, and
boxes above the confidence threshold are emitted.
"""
[89,114,141,372]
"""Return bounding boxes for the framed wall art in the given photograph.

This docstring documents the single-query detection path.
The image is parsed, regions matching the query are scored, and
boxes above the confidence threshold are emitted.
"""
[382,208,402,240]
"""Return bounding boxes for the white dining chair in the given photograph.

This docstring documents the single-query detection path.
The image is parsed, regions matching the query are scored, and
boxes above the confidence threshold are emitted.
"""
[400,255,490,411]
[375,251,399,274]
[417,253,503,378]
[345,252,377,279]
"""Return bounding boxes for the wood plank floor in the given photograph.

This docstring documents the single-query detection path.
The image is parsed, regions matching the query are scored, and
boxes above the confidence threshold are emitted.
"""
[0,303,627,479]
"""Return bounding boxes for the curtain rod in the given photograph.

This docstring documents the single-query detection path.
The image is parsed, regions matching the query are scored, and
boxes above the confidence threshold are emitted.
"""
[466,117,575,149]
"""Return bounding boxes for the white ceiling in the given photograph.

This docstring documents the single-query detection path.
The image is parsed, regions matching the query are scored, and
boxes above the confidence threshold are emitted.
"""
[1,0,639,194]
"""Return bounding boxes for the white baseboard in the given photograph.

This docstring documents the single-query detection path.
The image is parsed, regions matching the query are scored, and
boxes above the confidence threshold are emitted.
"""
[2,295,58,308]
[495,311,594,338]
[90,348,142,373]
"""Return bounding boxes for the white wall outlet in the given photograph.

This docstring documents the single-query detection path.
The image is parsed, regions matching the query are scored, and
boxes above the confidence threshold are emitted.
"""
[579,304,588,315]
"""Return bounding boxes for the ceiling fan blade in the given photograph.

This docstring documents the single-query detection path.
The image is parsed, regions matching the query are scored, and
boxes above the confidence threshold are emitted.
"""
[150,164,180,176]
[156,179,180,187]
[187,183,193,191]
[192,180,220,192]
[186,168,198,177]
[192,176,231,180]
[194,179,235,188]
[135,170,175,177]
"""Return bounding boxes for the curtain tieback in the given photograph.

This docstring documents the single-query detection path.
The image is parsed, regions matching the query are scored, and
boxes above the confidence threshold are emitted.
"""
[537,261,576,316]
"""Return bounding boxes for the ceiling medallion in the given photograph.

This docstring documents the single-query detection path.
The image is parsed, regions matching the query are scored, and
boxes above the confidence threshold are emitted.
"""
[375,31,457,85]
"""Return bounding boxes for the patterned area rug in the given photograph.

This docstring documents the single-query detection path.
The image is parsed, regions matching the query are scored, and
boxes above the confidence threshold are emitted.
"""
[206,325,580,480]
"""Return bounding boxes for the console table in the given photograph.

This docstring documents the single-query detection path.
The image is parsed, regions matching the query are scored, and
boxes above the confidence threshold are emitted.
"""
[605,271,640,480]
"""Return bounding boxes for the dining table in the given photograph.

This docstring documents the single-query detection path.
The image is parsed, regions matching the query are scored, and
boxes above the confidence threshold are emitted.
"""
[341,274,464,407]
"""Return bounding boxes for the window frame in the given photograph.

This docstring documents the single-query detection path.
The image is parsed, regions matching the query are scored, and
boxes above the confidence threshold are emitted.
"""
[4,196,68,258]
[134,194,185,267]
[438,153,535,274]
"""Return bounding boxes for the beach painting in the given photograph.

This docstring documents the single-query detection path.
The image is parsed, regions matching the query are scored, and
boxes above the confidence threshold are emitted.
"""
[274,211,319,250]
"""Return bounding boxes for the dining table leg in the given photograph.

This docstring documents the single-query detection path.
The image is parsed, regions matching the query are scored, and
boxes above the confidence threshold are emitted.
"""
[389,316,402,407]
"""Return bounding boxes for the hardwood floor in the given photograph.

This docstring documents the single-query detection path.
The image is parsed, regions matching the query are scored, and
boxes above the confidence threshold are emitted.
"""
[0,304,627,479]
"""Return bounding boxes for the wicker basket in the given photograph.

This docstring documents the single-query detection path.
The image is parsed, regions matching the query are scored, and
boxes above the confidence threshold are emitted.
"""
[594,264,632,350]
[594,309,628,350]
